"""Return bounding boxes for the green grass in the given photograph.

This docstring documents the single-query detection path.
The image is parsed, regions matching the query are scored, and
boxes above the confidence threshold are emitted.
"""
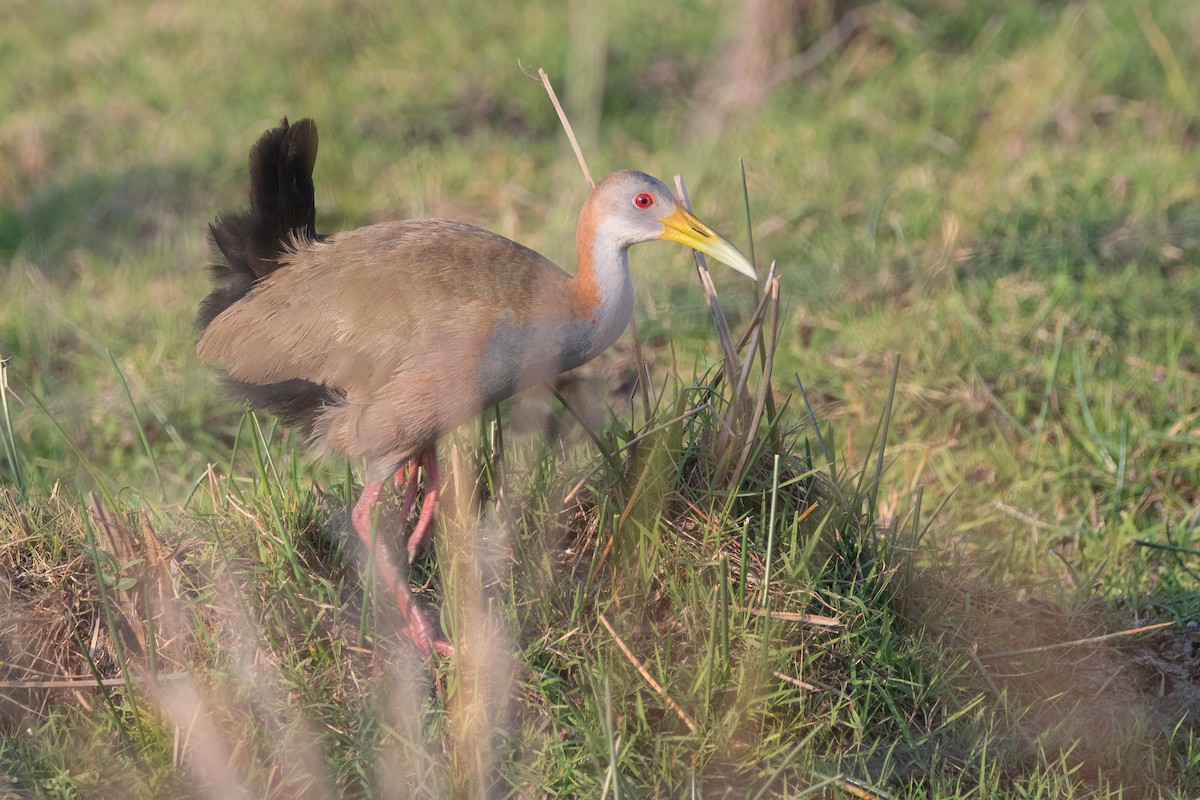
[3,0,1200,796]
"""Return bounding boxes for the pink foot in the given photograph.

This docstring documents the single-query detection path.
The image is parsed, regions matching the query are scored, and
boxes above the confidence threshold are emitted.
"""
[351,473,452,659]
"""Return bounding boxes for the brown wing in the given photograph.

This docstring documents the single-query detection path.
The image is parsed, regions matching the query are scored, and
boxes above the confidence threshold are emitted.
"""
[197,218,575,465]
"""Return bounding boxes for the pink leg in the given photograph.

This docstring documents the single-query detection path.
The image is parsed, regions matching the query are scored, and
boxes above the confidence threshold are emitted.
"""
[350,478,453,658]
[405,447,440,562]
[394,461,420,524]
[392,461,412,492]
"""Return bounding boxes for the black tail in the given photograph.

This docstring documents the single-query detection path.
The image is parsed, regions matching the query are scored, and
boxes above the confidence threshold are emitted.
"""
[198,117,342,435]
[197,117,319,333]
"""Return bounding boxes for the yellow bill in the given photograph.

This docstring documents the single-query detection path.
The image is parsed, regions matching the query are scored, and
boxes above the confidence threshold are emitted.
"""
[657,206,757,280]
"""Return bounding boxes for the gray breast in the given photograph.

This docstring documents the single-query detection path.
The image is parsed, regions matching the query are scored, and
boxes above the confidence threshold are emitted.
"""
[477,314,595,407]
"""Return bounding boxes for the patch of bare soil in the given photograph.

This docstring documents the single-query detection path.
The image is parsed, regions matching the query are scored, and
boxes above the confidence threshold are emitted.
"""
[914,570,1198,792]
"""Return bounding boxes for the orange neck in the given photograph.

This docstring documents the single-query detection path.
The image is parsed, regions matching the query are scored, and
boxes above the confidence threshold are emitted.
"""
[562,196,635,367]
[569,202,601,322]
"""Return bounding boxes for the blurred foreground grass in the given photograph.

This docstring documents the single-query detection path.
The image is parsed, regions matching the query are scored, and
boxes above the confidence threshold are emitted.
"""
[2,0,1200,796]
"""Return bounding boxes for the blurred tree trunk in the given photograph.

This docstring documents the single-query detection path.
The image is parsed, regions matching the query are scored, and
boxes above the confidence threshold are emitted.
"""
[687,0,864,141]
[566,0,607,157]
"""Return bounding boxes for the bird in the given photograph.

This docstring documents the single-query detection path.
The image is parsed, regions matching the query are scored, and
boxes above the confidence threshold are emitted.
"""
[196,117,757,659]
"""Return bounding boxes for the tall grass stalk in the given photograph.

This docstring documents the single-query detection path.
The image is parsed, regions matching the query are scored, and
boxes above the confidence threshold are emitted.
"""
[107,349,166,502]
[0,356,23,493]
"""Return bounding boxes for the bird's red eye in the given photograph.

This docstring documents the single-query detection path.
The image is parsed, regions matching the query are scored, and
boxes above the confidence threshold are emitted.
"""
[633,192,655,209]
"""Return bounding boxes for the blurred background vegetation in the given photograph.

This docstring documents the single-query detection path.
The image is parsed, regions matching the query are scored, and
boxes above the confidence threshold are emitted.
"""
[2,0,1200,796]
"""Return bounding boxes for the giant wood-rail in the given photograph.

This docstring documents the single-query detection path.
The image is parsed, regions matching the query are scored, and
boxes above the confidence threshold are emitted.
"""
[197,118,756,658]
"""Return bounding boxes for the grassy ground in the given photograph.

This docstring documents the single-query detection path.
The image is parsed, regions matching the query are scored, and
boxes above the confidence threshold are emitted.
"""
[2,0,1200,796]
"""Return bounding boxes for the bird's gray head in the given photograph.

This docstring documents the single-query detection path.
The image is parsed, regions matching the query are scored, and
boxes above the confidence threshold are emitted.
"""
[585,170,757,280]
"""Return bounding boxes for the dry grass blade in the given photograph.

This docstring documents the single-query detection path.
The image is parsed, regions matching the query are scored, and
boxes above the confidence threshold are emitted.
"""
[834,775,888,800]
[3,487,34,536]
[978,620,1173,660]
[87,494,179,661]
[598,613,697,733]
[742,607,842,628]
[89,493,149,655]
[772,670,819,692]
[674,175,742,402]
[537,67,594,190]
[0,495,148,724]
[728,267,780,491]
[0,673,189,690]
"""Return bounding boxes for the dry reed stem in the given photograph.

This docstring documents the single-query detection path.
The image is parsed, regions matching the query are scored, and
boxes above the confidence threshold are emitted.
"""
[978,620,1173,660]
[674,173,750,483]
[0,673,189,690]
[727,268,780,490]
[537,68,594,190]
[741,607,841,629]
[771,669,819,692]
[598,613,697,733]
[772,669,858,714]
[835,776,885,800]
[673,175,742,397]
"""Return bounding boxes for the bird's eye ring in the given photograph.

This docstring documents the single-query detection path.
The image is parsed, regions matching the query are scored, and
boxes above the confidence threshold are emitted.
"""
[633,192,655,209]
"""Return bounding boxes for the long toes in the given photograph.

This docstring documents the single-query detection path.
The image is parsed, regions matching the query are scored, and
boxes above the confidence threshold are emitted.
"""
[403,600,453,659]
[405,540,422,563]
